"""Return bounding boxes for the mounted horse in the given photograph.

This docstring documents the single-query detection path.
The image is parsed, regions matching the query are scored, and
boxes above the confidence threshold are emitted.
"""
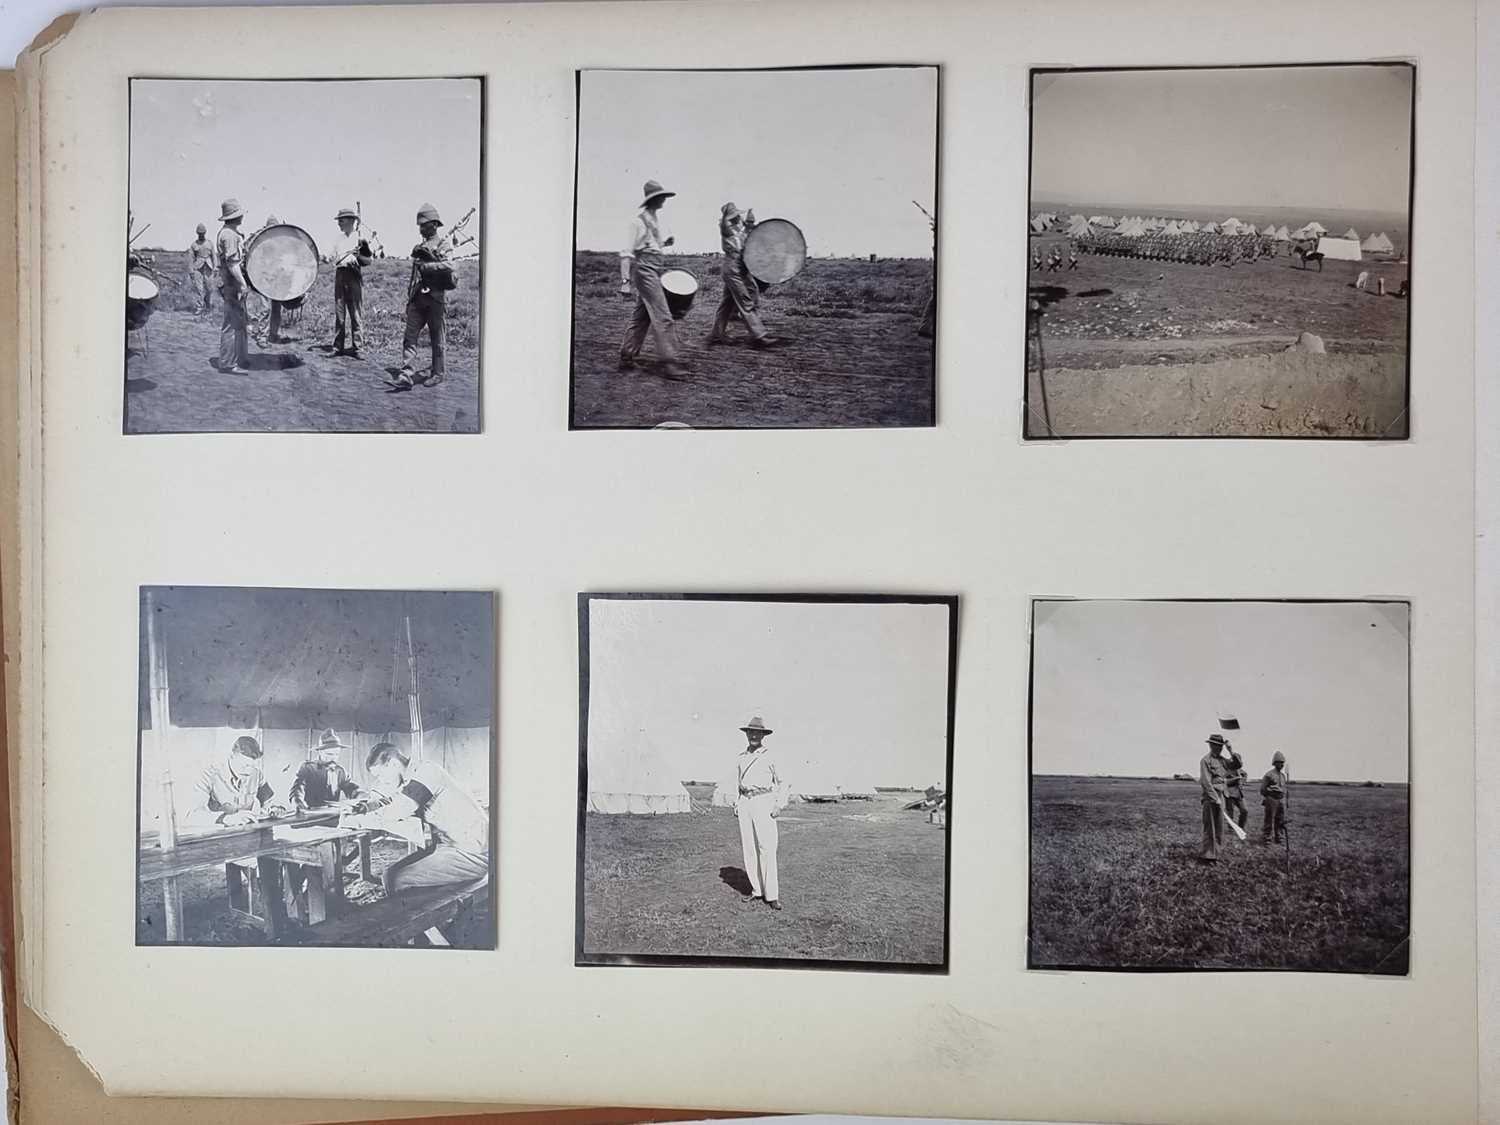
[1293,240,1325,271]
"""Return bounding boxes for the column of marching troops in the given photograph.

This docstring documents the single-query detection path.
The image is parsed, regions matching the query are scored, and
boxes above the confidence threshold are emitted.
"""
[185,198,459,390]
[1033,232,1290,269]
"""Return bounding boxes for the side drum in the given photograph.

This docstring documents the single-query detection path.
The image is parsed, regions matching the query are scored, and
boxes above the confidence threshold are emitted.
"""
[125,273,159,329]
[659,269,699,319]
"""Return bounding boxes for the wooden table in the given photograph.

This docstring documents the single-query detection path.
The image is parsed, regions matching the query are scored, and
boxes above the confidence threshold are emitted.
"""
[139,810,375,942]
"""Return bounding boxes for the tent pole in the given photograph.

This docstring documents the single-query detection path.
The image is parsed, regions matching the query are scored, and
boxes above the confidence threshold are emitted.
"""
[404,614,424,762]
[145,591,184,940]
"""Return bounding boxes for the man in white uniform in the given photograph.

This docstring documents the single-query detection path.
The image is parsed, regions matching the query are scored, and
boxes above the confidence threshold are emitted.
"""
[734,716,786,911]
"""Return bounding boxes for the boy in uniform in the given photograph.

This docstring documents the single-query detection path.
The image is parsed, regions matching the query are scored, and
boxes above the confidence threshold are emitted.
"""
[1260,751,1289,844]
[396,203,455,388]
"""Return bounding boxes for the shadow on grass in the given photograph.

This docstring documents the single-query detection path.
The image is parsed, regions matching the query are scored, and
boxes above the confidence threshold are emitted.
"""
[718,865,754,896]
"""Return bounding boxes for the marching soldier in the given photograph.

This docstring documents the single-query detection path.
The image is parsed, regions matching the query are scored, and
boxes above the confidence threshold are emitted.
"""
[1260,751,1289,844]
[187,222,216,316]
[619,179,687,380]
[213,198,252,375]
[1198,733,1230,862]
[328,205,373,358]
[707,202,776,349]
[396,203,455,389]
[733,716,786,910]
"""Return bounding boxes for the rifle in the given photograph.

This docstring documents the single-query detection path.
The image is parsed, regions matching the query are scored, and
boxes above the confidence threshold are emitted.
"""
[1283,765,1292,869]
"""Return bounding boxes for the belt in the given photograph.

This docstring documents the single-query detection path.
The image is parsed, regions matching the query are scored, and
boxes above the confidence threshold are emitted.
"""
[739,786,772,797]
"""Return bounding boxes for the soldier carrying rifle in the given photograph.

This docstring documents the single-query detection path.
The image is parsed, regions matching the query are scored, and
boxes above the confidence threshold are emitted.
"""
[396,202,456,389]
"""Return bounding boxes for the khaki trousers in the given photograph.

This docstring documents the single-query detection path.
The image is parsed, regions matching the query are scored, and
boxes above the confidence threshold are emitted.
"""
[218,288,248,368]
[402,297,447,376]
[620,253,680,364]
[1200,797,1224,861]
[710,261,768,342]
[1262,798,1286,843]
[386,843,488,894]
[334,268,363,351]
[736,791,779,901]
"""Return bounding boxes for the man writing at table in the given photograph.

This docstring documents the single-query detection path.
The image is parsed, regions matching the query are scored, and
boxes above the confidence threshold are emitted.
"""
[342,742,489,894]
[182,735,289,827]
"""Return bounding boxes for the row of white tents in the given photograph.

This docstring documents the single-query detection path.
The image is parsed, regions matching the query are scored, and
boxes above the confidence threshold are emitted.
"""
[587,774,885,814]
[1036,211,1400,254]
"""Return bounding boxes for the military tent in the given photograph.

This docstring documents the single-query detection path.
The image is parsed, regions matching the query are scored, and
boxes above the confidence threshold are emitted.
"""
[137,587,495,828]
[1094,215,1116,228]
[1361,232,1396,255]
[1316,236,1363,262]
[1220,217,1245,235]
[1029,215,1049,234]
[838,779,878,799]
[1117,217,1148,237]
[1342,227,1361,241]
[1066,216,1093,237]
[587,727,691,814]
[791,762,843,802]
[1274,225,1292,241]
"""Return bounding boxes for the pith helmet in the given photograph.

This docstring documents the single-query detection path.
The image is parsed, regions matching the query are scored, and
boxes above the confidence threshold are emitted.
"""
[336,206,358,221]
[740,716,773,735]
[219,198,245,221]
[416,203,443,226]
[1272,751,1286,765]
[196,223,206,235]
[641,180,675,205]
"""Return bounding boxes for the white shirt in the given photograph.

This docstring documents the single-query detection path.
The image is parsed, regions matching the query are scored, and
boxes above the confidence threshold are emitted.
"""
[736,745,786,808]
[623,207,670,258]
[328,230,364,268]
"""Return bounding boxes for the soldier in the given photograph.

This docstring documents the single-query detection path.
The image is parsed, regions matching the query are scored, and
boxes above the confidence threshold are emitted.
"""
[1031,248,1044,271]
[707,202,776,349]
[733,716,786,911]
[1260,750,1289,844]
[1198,733,1230,862]
[1067,246,1080,270]
[327,205,373,358]
[213,198,252,375]
[396,202,456,389]
[183,735,286,827]
[289,729,363,810]
[187,222,216,316]
[619,179,687,380]
[1224,748,1249,830]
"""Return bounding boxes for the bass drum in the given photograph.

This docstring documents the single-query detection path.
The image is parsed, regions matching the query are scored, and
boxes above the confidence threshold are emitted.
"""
[244,224,320,302]
[742,218,807,286]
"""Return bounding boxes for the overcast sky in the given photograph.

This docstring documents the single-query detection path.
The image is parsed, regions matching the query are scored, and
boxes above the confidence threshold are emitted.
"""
[1031,66,1413,216]
[575,68,938,258]
[1030,600,1409,783]
[129,79,482,252]
[586,598,951,791]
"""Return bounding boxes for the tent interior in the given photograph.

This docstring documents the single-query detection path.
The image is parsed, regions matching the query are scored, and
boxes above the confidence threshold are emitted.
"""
[138,587,495,830]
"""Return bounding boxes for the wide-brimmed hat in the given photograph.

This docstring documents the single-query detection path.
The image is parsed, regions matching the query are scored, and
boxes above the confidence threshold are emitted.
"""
[641,180,675,205]
[219,198,245,221]
[1206,733,1228,749]
[311,728,346,754]
[740,716,773,735]
[336,206,358,221]
[416,203,443,226]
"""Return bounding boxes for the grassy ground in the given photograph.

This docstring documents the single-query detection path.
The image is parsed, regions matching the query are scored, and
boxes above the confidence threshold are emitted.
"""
[1024,234,1409,437]
[581,788,946,965]
[571,251,935,428]
[1029,776,1409,973]
[125,252,481,433]
[135,837,494,946]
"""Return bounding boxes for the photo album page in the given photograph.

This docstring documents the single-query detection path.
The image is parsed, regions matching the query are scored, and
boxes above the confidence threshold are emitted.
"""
[5,1,1480,1122]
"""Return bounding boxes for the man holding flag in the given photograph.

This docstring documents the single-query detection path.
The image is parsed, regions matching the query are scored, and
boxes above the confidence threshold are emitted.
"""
[1197,733,1231,862]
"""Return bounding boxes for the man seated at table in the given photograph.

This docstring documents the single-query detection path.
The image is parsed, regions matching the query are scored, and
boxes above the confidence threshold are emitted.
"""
[342,742,489,894]
[289,729,363,810]
[182,735,288,827]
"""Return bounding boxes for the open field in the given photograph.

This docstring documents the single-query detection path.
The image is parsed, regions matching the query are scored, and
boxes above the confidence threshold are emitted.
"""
[571,251,935,429]
[581,787,946,966]
[1030,776,1409,973]
[1024,233,1409,437]
[125,252,481,433]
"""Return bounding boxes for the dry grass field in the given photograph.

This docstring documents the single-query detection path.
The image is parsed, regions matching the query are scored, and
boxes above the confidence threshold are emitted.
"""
[1025,233,1410,437]
[581,786,946,966]
[124,252,481,433]
[571,251,936,429]
[1030,775,1409,973]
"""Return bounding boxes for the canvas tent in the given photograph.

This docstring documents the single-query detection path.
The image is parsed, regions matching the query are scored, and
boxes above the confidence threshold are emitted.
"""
[1029,215,1048,234]
[1361,232,1396,255]
[792,761,843,802]
[1116,217,1147,237]
[1220,218,1245,235]
[587,727,691,814]
[138,587,494,826]
[1316,236,1363,262]
[1200,221,1219,233]
[1274,225,1292,241]
[1066,216,1093,237]
[838,778,878,799]
[1342,227,1361,241]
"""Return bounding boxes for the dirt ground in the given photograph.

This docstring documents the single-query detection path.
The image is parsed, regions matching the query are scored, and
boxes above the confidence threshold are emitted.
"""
[1024,234,1409,437]
[571,251,936,429]
[581,787,946,965]
[1030,776,1409,972]
[124,254,481,433]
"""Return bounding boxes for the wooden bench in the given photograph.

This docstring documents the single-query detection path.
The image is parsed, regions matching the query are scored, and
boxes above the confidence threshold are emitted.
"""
[297,877,489,947]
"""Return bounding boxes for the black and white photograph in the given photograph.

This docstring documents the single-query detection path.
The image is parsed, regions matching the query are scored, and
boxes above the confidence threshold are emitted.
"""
[1028,599,1410,974]
[570,66,939,430]
[125,78,483,434]
[137,586,495,948]
[577,594,955,970]
[1026,64,1414,439]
